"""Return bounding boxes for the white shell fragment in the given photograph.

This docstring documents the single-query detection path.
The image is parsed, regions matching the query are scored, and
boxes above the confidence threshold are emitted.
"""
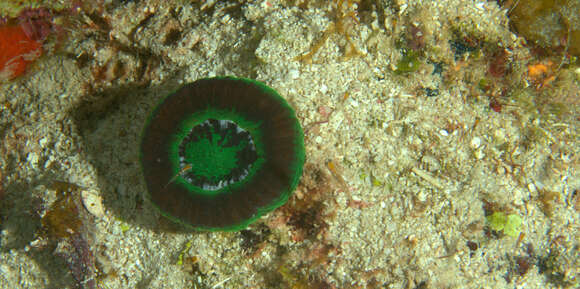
[81,190,106,219]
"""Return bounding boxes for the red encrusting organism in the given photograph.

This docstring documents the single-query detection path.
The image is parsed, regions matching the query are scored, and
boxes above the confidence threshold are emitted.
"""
[0,8,57,81]
[0,24,43,80]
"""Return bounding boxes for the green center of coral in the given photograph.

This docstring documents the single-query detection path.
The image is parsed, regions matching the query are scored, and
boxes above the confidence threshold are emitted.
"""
[183,131,240,178]
[178,119,257,191]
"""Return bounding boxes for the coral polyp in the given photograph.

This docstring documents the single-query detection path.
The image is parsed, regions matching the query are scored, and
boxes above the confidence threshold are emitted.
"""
[140,77,305,231]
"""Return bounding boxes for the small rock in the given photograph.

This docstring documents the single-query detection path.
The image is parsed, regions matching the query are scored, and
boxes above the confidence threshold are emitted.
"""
[470,137,482,149]
[288,69,299,80]
[81,190,106,219]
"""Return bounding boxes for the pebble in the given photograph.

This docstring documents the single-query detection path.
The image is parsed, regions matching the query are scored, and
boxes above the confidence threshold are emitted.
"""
[470,137,482,149]
[288,69,299,79]
[82,190,106,219]
[319,84,328,94]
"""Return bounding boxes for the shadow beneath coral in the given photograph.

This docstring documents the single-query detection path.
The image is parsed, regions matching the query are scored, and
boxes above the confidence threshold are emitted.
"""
[70,80,194,233]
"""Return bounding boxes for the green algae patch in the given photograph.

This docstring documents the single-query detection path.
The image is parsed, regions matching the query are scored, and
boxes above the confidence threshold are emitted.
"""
[487,212,523,237]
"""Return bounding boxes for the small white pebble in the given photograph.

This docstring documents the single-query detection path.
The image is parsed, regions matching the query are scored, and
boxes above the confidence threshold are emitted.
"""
[527,183,537,194]
[439,129,449,137]
[319,84,328,94]
[417,191,427,202]
[398,3,408,15]
[349,98,359,107]
[288,69,299,79]
[470,137,482,149]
